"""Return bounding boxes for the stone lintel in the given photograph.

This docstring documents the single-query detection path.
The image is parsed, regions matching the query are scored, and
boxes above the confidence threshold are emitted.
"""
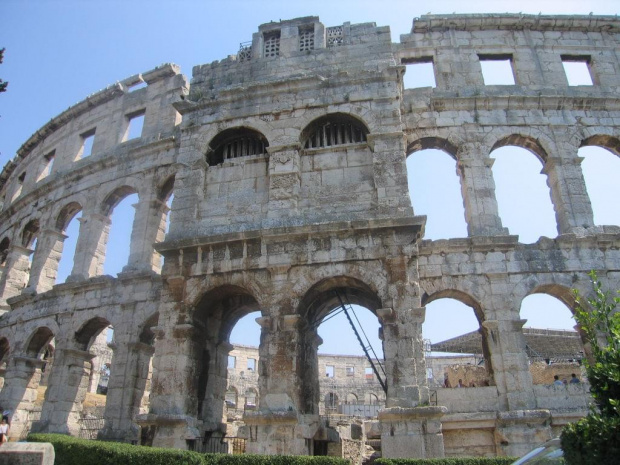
[378,406,448,421]
[243,410,298,425]
[13,356,46,368]
[441,411,497,430]
[135,413,195,427]
[497,409,551,427]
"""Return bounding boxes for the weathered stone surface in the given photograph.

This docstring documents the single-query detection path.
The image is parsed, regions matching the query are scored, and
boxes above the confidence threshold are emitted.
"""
[0,442,55,465]
[0,12,618,459]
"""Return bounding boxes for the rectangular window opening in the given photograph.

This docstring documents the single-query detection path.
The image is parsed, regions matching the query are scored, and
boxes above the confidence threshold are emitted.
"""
[38,150,56,181]
[561,56,594,86]
[325,365,334,378]
[247,358,256,371]
[126,111,145,141]
[263,31,281,58]
[402,57,436,89]
[80,129,96,159]
[365,367,374,380]
[128,80,147,92]
[346,366,355,377]
[299,27,315,52]
[228,356,236,369]
[479,54,515,85]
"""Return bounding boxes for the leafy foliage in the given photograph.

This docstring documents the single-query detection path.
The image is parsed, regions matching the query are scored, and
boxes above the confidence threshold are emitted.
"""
[375,458,517,465]
[27,433,348,465]
[0,48,7,93]
[560,271,620,464]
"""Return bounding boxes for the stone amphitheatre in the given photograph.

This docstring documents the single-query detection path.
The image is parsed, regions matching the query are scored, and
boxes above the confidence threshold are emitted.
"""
[0,12,619,461]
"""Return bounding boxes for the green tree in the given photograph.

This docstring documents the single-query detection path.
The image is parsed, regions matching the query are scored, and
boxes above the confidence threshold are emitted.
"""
[561,271,620,464]
[0,48,8,93]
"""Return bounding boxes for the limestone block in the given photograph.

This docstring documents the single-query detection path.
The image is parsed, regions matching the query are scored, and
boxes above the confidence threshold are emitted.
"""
[0,443,55,465]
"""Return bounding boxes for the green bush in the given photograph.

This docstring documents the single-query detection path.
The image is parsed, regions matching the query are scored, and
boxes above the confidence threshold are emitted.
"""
[27,433,348,465]
[375,458,517,465]
[560,272,620,464]
[204,455,348,464]
[28,433,206,465]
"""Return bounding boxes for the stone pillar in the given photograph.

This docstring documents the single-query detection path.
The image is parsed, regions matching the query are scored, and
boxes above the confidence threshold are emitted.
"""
[482,319,536,411]
[457,149,508,236]
[495,410,552,457]
[243,312,313,456]
[67,213,110,281]
[267,145,301,218]
[100,341,154,442]
[199,341,231,432]
[25,229,66,294]
[368,132,414,217]
[136,322,200,449]
[38,348,94,435]
[0,356,45,440]
[124,197,169,274]
[0,245,33,306]
[542,156,594,234]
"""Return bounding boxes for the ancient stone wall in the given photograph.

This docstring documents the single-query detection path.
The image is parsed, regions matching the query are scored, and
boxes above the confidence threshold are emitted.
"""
[0,13,618,459]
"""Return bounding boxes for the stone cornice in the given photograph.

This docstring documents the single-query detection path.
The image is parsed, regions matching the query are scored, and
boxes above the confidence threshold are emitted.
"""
[409,14,620,34]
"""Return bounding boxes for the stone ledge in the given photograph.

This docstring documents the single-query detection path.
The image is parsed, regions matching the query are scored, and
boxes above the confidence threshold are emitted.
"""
[0,442,55,465]
[243,410,299,425]
[378,405,448,421]
[497,409,551,427]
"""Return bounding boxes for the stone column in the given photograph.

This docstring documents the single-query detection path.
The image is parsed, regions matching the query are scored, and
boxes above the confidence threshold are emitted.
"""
[100,341,154,442]
[243,312,312,456]
[67,213,110,281]
[368,132,414,217]
[124,197,169,274]
[0,356,45,440]
[481,319,536,411]
[136,322,201,449]
[0,245,33,307]
[457,147,508,237]
[38,348,94,435]
[267,145,301,218]
[542,156,594,234]
[199,341,231,433]
[25,229,66,294]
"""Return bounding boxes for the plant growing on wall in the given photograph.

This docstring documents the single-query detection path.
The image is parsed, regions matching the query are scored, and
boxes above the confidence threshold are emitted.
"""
[0,48,7,94]
[561,271,620,464]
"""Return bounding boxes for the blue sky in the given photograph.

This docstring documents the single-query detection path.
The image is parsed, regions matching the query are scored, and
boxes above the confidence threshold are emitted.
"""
[1,0,619,357]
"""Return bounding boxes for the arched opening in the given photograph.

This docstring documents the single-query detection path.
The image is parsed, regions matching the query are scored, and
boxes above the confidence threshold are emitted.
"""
[406,139,467,239]
[579,137,620,226]
[192,286,261,436]
[155,176,175,273]
[0,337,9,392]
[55,202,82,284]
[0,238,9,284]
[298,277,385,418]
[490,140,557,243]
[421,291,492,388]
[520,290,585,385]
[101,187,138,276]
[68,317,114,438]
[206,128,269,166]
[301,114,369,149]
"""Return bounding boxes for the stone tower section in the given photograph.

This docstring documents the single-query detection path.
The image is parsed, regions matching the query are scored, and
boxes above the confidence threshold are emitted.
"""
[0,13,618,460]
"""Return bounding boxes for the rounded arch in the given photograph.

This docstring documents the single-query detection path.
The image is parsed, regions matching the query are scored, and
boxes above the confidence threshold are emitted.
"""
[0,237,9,265]
[407,137,458,160]
[75,316,112,351]
[21,219,40,248]
[206,127,269,166]
[526,284,577,314]
[422,288,484,323]
[345,392,358,404]
[157,175,175,202]
[324,392,339,409]
[301,113,369,150]
[225,386,239,407]
[0,337,9,364]
[139,312,160,345]
[193,284,262,344]
[55,202,83,232]
[101,185,138,216]
[366,392,379,405]
[580,134,620,156]
[297,275,382,327]
[490,134,549,164]
[25,327,55,359]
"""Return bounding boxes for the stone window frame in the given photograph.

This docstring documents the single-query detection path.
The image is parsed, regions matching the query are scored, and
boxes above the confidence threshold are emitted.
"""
[77,128,96,160]
[227,355,236,369]
[478,53,517,86]
[326,25,344,47]
[263,30,281,58]
[325,365,335,378]
[401,56,437,89]
[11,170,27,202]
[561,55,596,86]
[122,109,147,142]
[36,150,56,182]
[301,114,369,151]
[346,365,355,377]
[205,127,269,166]
[299,26,315,52]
